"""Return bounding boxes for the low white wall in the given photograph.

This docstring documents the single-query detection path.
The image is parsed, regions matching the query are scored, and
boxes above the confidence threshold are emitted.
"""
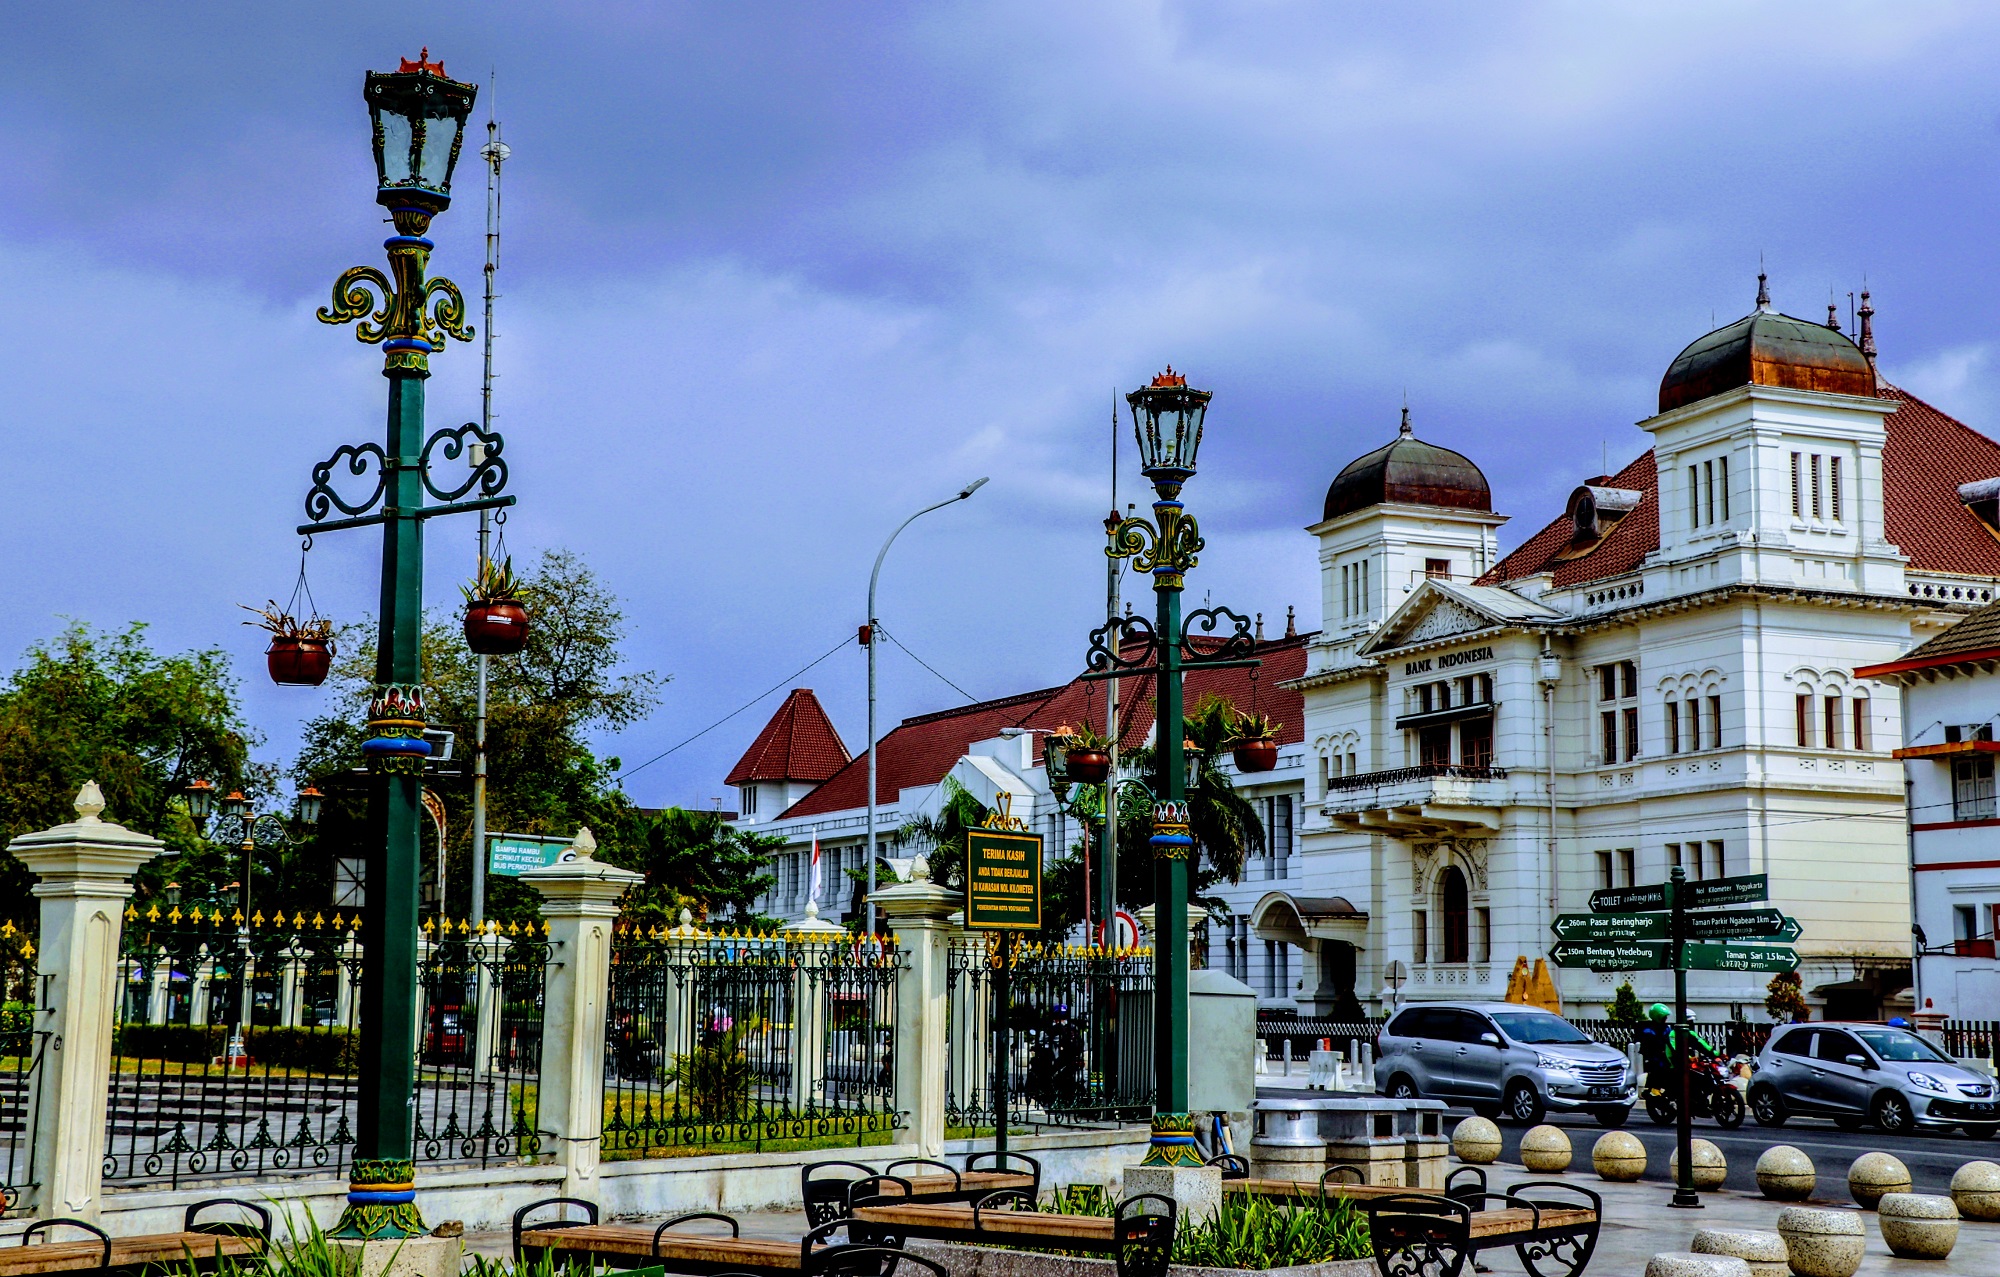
[96,1127,1152,1240]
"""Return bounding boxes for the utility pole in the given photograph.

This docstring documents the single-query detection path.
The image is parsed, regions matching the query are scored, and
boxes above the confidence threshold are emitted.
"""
[470,102,509,935]
[1101,393,1121,938]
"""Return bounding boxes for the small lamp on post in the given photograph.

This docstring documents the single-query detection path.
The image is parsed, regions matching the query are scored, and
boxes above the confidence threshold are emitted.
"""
[184,778,216,827]
[221,790,250,824]
[1127,367,1211,496]
[366,50,478,223]
[296,786,325,827]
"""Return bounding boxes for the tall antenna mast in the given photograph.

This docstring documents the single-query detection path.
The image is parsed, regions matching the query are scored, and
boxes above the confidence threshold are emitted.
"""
[470,81,510,942]
[1101,387,1122,945]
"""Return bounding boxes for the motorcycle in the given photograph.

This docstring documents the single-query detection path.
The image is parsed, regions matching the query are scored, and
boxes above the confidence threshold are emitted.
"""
[1645,1054,1745,1129]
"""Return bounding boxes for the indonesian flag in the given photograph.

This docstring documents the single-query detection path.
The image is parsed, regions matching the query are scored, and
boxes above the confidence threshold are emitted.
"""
[809,834,823,905]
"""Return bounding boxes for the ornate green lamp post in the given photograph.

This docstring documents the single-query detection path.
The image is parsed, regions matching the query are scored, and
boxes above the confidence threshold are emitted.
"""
[1088,369,1257,1166]
[300,51,513,1238]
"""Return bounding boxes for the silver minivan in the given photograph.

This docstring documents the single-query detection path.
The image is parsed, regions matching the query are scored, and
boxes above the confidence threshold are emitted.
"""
[1375,1001,1636,1126]
[1750,1022,1998,1137]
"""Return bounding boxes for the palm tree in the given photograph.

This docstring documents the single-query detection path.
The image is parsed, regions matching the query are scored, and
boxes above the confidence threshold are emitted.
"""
[891,777,989,890]
[1127,693,1266,884]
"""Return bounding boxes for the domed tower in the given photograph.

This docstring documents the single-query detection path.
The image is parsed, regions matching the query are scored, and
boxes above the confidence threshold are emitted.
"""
[1309,408,1505,661]
[1642,273,1899,595]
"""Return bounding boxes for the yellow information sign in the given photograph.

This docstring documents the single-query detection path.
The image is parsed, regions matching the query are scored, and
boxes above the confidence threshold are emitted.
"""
[965,827,1043,930]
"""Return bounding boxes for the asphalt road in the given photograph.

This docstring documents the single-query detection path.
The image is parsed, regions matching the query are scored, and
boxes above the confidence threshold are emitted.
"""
[1257,1085,1994,1198]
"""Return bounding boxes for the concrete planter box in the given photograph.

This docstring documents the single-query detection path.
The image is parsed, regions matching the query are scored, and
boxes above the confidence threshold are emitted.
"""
[910,1241,1374,1277]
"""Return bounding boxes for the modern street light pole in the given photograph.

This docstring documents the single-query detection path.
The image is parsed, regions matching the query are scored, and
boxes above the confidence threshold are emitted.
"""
[863,477,988,938]
[470,109,510,938]
[1091,368,1258,1166]
[301,52,513,1240]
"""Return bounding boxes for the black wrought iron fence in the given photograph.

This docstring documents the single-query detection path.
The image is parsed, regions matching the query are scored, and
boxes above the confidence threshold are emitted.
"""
[1940,1019,2000,1066]
[601,927,899,1158]
[0,930,43,1209]
[106,907,549,1188]
[946,938,1153,1131]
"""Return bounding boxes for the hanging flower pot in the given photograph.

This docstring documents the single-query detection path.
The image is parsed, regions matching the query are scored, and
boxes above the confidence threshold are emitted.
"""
[266,635,333,687]
[1054,724,1112,784]
[243,601,335,688]
[462,556,530,656]
[1231,739,1279,773]
[1229,711,1282,773]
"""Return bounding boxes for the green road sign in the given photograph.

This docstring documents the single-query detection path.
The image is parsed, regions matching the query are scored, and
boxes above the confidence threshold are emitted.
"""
[1685,908,1801,943]
[1551,912,1670,942]
[487,833,573,878]
[1550,939,1671,971]
[1684,873,1768,910]
[1683,941,1800,973]
[1589,884,1668,914]
[966,827,1043,930]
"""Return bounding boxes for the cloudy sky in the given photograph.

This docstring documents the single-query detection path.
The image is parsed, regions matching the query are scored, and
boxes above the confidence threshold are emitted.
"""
[6,3,2000,810]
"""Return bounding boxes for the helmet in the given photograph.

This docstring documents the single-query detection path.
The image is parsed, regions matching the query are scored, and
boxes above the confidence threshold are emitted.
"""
[1647,1003,1671,1022]
[1887,1016,1910,1029]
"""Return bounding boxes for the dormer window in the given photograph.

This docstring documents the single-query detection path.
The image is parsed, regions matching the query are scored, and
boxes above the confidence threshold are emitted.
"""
[1686,456,1729,530]
[1557,485,1643,561]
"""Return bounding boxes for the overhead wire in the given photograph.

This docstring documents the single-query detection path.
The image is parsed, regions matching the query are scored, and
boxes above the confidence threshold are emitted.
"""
[611,632,854,786]
[875,621,979,704]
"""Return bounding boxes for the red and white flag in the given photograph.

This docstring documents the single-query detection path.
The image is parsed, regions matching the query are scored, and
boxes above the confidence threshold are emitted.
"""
[809,833,823,905]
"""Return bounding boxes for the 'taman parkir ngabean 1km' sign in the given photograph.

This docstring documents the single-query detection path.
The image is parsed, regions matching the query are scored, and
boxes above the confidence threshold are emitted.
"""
[965,827,1042,930]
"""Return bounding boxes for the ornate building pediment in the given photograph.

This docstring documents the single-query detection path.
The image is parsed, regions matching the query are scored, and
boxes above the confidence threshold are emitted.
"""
[1360,580,1557,657]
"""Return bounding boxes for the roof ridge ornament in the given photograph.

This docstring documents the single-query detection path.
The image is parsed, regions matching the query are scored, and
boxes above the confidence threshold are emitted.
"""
[1399,405,1413,438]
[1755,268,1772,313]
[1859,287,1877,361]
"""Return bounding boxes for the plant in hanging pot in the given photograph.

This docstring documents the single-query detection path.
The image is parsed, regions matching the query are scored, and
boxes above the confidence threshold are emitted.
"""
[462,556,530,656]
[243,603,336,687]
[1058,723,1113,783]
[1229,710,1282,772]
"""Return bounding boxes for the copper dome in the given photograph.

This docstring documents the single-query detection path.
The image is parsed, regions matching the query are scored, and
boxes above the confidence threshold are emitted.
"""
[1323,412,1492,521]
[1659,303,1876,414]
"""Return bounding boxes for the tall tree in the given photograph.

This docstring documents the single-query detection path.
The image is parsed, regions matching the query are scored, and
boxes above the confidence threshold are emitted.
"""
[293,548,665,922]
[0,623,258,920]
[892,778,990,891]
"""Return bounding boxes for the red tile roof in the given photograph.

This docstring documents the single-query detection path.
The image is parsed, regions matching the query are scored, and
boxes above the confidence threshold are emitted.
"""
[1480,384,2000,587]
[1878,385,2000,576]
[724,688,851,786]
[777,635,1311,820]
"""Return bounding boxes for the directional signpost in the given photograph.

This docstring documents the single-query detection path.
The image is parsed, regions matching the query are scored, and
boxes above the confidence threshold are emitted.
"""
[1551,868,1800,1209]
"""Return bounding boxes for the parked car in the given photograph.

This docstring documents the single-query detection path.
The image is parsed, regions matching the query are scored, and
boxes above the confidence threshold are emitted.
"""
[1748,1022,1997,1137]
[1375,1001,1635,1126]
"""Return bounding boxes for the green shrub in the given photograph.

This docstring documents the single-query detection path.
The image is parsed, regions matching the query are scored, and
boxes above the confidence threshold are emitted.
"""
[1046,1189,1370,1269]
[115,1024,225,1062]
[114,1024,356,1070]
[665,1022,756,1120]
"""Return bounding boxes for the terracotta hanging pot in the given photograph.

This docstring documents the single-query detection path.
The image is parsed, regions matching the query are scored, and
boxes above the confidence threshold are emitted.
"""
[267,636,333,687]
[1231,739,1279,773]
[1065,749,1111,784]
[464,599,530,655]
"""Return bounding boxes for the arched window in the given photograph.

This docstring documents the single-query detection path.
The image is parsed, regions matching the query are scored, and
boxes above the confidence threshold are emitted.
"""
[1440,866,1470,964]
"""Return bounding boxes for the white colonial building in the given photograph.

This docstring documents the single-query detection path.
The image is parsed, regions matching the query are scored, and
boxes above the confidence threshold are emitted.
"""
[1857,600,2000,1019]
[1259,284,2000,1020]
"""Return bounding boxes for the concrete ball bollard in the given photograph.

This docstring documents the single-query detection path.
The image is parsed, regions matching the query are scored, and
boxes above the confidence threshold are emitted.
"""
[1950,1159,2000,1222]
[1846,1151,1911,1209]
[1520,1123,1573,1173]
[1669,1138,1727,1190]
[1644,1254,1751,1277]
[1754,1145,1817,1201]
[1875,1192,1959,1260]
[1774,1207,1866,1277]
[1452,1116,1502,1164]
[1592,1130,1646,1182]
[1690,1228,1788,1277]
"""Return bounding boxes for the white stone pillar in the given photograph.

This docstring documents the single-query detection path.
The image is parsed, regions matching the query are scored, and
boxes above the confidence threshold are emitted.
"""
[9,784,162,1222]
[871,860,961,1157]
[520,830,640,1202]
[146,947,170,1025]
[471,927,504,1074]
[781,903,845,1113]
[189,947,214,1027]
[277,943,306,1028]
[333,932,361,1028]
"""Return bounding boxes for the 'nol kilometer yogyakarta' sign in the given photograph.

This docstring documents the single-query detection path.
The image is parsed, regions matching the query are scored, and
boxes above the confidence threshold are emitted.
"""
[965,827,1043,930]
[1403,645,1494,676]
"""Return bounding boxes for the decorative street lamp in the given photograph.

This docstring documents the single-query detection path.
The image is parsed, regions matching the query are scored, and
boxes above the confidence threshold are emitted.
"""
[301,50,513,1240]
[182,782,320,1058]
[1084,368,1258,1169]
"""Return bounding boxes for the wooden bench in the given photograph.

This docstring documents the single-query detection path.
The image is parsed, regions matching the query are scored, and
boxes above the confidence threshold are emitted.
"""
[1357,1179,1602,1277]
[0,1200,268,1275]
[849,1193,1175,1277]
[517,1211,951,1277]
[801,1155,1039,1228]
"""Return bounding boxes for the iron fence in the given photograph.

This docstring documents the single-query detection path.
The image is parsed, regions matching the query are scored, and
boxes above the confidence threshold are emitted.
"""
[0,931,42,1210]
[106,908,548,1188]
[1940,1019,2000,1066]
[601,928,899,1157]
[946,939,1153,1131]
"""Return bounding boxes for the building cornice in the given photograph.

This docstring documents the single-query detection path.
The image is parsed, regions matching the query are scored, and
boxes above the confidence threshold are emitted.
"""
[1282,663,1386,692]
